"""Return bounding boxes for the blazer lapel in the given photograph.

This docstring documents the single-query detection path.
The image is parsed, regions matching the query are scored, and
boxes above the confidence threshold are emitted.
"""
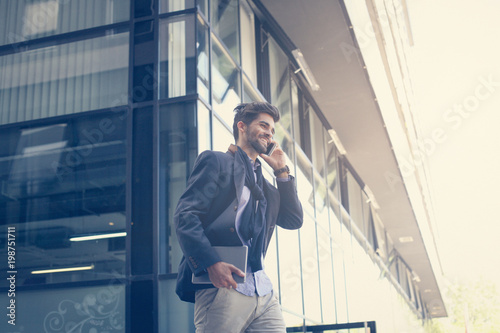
[227,145,245,203]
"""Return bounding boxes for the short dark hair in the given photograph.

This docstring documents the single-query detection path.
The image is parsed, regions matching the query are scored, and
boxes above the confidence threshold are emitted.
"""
[232,102,280,142]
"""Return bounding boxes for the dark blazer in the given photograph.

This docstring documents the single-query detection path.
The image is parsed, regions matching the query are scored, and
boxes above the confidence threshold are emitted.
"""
[174,146,303,303]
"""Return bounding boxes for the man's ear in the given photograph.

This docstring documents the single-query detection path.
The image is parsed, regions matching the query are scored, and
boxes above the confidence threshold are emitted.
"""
[236,121,246,134]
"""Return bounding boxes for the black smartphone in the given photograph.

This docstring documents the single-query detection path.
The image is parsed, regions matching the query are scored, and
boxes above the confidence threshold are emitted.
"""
[265,142,276,156]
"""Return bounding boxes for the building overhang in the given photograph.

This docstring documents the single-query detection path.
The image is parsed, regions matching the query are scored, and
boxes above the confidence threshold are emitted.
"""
[255,0,447,318]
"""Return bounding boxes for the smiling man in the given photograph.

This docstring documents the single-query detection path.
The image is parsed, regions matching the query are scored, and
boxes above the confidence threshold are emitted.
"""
[174,102,303,332]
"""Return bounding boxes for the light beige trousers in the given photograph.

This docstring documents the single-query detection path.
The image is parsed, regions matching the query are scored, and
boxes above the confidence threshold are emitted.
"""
[194,288,286,333]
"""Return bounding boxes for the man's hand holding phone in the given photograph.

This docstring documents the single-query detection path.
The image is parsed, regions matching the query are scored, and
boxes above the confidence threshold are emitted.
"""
[260,140,288,177]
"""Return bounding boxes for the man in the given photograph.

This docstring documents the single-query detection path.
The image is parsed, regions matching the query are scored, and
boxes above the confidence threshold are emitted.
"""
[175,102,303,332]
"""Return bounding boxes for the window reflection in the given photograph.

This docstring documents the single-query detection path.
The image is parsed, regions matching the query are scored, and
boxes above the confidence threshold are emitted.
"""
[317,229,336,323]
[212,117,235,152]
[211,36,241,127]
[211,0,240,63]
[300,216,321,323]
[242,74,264,103]
[276,228,303,326]
[269,37,293,136]
[0,32,129,125]
[0,112,127,286]
[310,110,325,174]
[314,176,330,233]
[197,17,210,103]
[295,148,315,217]
[240,0,257,83]
[159,15,196,99]
[346,171,365,233]
[160,0,195,13]
[159,103,198,274]
[0,0,130,46]
[291,80,301,146]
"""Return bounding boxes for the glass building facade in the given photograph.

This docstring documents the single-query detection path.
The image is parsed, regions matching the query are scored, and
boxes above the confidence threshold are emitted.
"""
[0,1,433,332]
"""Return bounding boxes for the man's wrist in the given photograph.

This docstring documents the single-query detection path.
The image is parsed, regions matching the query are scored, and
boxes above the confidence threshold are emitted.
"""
[274,165,290,177]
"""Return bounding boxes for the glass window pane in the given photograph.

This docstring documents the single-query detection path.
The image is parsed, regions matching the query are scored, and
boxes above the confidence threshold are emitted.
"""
[159,103,198,274]
[240,0,257,83]
[212,117,234,152]
[310,110,325,174]
[0,0,130,46]
[211,36,241,128]
[273,122,295,174]
[317,229,336,323]
[373,215,387,259]
[300,216,322,323]
[295,149,315,217]
[11,284,126,332]
[0,32,129,125]
[0,112,127,286]
[346,171,364,233]
[198,0,208,18]
[291,80,301,146]
[268,38,292,136]
[197,16,210,103]
[210,0,240,63]
[159,279,195,331]
[314,174,330,233]
[242,74,263,103]
[263,225,278,300]
[333,242,348,322]
[159,15,196,99]
[276,228,303,326]
[160,0,195,13]
[197,100,212,152]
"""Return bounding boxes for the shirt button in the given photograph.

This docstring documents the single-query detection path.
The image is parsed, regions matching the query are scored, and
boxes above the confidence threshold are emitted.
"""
[229,227,235,233]
[234,205,238,211]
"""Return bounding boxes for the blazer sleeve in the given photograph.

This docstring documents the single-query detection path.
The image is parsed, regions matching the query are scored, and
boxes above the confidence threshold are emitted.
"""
[276,176,303,229]
[174,151,222,275]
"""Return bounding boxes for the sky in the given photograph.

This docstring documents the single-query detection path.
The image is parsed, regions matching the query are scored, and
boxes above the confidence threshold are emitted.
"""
[407,0,500,285]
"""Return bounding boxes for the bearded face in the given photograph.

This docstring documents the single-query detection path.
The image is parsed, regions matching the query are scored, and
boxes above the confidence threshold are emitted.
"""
[237,113,275,156]
[246,124,270,154]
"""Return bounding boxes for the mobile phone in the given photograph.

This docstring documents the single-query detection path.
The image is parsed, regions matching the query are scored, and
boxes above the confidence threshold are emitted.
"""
[265,142,276,156]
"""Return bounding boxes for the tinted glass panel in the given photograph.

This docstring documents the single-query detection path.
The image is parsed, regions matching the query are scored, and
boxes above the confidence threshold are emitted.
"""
[159,103,198,274]
[243,74,263,103]
[212,117,234,152]
[211,36,241,127]
[240,0,257,83]
[0,111,127,286]
[269,38,292,136]
[0,32,129,125]
[0,0,130,46]
[160,0,195,13]
[197,16,210,103]
[291,80,301,146]
[211,0,240,63]
[159,15,196,99]
[6,283,126,332]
